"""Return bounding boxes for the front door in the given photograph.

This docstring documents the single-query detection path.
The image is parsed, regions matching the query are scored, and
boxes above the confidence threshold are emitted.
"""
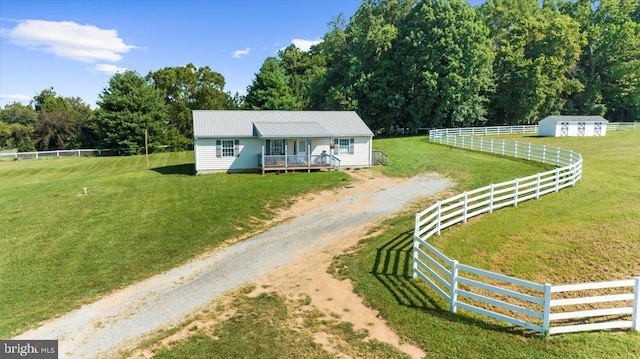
[295,139,307,156]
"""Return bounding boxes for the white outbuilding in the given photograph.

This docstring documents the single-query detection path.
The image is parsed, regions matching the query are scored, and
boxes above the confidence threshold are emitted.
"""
[538,116,608,137]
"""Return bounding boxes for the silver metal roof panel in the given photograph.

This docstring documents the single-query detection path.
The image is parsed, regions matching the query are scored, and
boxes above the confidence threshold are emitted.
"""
[193,111,374,138]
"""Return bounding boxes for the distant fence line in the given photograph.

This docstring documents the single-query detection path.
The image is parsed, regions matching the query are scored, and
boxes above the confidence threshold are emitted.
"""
[0,149,110,161]
[413,126,639,336]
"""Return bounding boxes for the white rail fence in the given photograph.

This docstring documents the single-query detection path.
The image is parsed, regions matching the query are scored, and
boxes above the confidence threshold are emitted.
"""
[0,149,109,161]
[413,127,639,336]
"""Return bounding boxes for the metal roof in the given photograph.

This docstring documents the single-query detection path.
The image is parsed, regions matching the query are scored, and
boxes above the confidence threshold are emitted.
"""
[253,122,333,138]
[540,115,608,123]
[193,111,374,138]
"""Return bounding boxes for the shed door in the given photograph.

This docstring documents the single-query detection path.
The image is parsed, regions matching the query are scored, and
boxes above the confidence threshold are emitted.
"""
[560,122,569,136]
[578,122,586,136]
[594,122,602,136]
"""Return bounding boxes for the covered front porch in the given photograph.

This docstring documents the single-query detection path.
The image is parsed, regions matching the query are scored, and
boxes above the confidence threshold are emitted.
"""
[257,138,341,174]
[254,122,341,174]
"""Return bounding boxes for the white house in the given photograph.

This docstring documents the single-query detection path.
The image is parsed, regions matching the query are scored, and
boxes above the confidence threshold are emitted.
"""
[538,116,608,137]
[193,111,374,174]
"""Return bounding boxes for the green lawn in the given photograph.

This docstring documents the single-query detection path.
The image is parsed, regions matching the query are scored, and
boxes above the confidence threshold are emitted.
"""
[0,153,350,337]
[335,130,640,358]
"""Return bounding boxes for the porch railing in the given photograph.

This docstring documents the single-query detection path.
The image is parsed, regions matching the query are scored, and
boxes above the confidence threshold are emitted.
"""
[259,154,336,169]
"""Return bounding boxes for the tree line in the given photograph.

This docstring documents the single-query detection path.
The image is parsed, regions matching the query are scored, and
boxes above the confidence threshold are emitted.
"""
[1,0,638,153]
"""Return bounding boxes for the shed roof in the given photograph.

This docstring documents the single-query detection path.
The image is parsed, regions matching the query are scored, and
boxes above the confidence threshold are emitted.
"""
[540,115,608,123]
[193,111,374,138]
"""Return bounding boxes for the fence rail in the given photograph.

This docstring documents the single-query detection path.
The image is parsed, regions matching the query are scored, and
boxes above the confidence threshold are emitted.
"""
[0,149,109,161]
[372,150,389,166]
[413,126,639,336]
[608,122,638,131]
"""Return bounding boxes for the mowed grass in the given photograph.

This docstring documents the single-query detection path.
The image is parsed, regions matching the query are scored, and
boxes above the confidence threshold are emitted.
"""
[0,153,350,337]
[335,130,640,357]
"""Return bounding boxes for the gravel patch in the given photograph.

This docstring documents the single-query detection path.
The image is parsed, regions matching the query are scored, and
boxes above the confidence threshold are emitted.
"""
[15,173,451,358]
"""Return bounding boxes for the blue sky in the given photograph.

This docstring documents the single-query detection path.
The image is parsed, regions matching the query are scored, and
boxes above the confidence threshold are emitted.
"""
[0,0,483,109]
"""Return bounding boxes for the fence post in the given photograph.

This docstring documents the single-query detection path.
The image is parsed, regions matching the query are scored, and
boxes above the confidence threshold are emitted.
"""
[535,173,541,199]
[480,137,484,152]
[501,139,505,155]
[488,184,494,213]
[514,141,518,158]
[555,148,561,166]
[412,213,421,279]
[632,277,640,331]
[436,201,442,236]
[490,138,494,153]
[35,151,39,159]
[450,260,459,313]
[462,192,468,223]
[542,145,546,163]
[543,283,552,337]
[527,143,531,161]
[514,178,519,207]
[554,168,560,193]
[56,151,60,157]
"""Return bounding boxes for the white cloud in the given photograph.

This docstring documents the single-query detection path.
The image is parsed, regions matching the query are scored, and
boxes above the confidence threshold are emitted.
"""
[0,94,31,102]
[233,47,250,58]
[3,19,136,63]
[94,63,128,75]
[291,38,322,52]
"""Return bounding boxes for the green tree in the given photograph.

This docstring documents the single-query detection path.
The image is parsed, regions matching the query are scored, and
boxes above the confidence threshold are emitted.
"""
[0,102,37,126]
[147,63,236,143]
[95,71,168,154]
[245,57,299,110]
[480,0,584,124]
[277,44,327,109]
[29,88,95,150]
[392,0,494,128]
[559,0,640,121]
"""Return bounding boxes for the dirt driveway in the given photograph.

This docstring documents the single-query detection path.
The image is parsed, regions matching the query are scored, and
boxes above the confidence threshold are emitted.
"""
[15,171,451,358]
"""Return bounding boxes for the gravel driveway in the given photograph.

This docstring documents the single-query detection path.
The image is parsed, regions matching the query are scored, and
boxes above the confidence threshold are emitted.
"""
[15,173,451,358]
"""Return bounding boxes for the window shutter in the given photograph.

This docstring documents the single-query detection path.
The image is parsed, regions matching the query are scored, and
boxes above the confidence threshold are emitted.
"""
[333,138,339,152]
[266,140,271,155]
[234,140,240,157]
[349,138,355,155]
[216,140,221,158]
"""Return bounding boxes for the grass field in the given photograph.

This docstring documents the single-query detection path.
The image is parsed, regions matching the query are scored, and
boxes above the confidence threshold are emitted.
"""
[150,131,639,358]
[0,153,351,337]
[333,130,640,357]
[3,131,639,358]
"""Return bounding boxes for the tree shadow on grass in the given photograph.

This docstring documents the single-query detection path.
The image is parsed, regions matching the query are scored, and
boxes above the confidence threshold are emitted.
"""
[371,228,533,337]
[151,164,195,176]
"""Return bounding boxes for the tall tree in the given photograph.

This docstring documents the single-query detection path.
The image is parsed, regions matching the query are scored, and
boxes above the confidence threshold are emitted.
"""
[392,0,494,128]
[479,0,584,124]
[311,1,417,130]
[29,88,95,150]
[559,0,640,121]
[0,102,37,126]
[147,63,236,142]
[245,57,299,110]
[277,44,327,109]
[95,71,168,154]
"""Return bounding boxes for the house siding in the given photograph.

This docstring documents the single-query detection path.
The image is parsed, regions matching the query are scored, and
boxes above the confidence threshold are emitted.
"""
[195,138,262,173]
[332,136,371,167]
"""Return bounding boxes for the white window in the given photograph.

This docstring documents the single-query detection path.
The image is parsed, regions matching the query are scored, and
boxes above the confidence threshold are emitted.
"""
[222,140,235,157]
[270,139,284,155]
[216,139,238,157]
[334,138,354,155]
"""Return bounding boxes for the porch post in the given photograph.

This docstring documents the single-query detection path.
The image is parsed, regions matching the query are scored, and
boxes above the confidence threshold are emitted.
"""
[284,139,288,168]
[261,140,265,174]
[307,138,311,170]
